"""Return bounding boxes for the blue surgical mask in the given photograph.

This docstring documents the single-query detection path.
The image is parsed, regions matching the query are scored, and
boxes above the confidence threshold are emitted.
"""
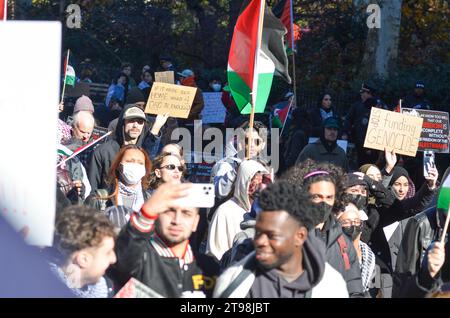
[212,83,222,92]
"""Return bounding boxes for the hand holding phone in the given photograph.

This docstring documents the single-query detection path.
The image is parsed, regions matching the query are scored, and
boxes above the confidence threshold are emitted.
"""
[173,183,215,208]
[423,151,435,178]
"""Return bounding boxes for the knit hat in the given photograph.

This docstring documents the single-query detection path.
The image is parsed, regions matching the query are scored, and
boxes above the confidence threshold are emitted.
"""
[73,95,94,114]
[126,87,146,104]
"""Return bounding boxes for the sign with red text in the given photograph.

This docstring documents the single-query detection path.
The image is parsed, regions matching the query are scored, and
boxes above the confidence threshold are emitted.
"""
[0,22,61,246]
[401,108,449,153]
[364,108,423,157]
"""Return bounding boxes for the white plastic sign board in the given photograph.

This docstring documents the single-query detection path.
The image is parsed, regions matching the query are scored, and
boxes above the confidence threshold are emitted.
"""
[0,21,61,246]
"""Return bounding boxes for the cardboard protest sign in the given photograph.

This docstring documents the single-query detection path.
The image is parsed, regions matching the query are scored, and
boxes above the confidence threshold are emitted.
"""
[114,278,164,298]
[364,108,423,157]
[0,21,61,246]
[154,71,175,84]
[201,92,226,124]
[145,82,197,119]
[309,137,348,153]
[401,108,449,153]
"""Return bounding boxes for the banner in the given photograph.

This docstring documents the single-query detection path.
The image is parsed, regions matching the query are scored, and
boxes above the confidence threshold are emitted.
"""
[145,82,197,119]
[154,71,175,84]
[201,92,226,124]
[0,21,61,246]
[401,108,449,153]
[363,108,423,157]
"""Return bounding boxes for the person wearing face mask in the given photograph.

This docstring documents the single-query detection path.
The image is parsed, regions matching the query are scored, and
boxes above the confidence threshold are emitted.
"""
[281,160,365,297]
[85,145,152,232]
[337,202,377,296]
[208,79,222,92]
[207,160,269,263]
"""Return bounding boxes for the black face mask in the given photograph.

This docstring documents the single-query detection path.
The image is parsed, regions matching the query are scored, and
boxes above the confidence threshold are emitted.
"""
[342,225,363,241]
[314,202,334,224]
[342,193,367,210]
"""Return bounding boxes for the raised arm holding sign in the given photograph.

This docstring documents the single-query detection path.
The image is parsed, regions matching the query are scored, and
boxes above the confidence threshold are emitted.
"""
[363,108,423,157]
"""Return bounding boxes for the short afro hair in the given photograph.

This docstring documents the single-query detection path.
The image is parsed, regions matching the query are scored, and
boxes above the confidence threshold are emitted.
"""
[258,181,315,230]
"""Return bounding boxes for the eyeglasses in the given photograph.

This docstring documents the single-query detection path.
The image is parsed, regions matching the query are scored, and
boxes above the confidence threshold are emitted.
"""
[161,164,184,172]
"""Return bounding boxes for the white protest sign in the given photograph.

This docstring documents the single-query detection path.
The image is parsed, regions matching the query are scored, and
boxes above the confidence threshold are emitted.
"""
[201,92,226,124]
[308,137,348,153]
[0,22,61,246]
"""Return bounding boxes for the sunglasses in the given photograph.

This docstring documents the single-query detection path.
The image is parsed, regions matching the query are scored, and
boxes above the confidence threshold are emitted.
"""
[161,164,184,172]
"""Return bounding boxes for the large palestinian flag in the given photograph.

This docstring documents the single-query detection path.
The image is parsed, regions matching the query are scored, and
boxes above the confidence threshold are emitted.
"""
[0,0,7,21]
[227,0,291,115]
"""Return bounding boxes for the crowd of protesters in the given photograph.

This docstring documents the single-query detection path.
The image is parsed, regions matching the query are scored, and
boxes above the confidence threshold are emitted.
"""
[16,55,448,298]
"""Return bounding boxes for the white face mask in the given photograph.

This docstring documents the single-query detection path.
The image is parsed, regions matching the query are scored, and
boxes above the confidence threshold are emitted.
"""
[212,83,222,92]
[120,162,146,185]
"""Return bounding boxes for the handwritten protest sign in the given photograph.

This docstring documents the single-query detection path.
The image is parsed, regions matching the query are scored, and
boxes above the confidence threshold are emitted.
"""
[145,82,197,119]
[201,92,226,124]
[0,21,61,246]
[401,108,449,153]
[364,108,423,157]
[154,71,175,84]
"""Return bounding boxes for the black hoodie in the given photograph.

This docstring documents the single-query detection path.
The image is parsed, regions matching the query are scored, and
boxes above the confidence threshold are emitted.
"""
[87,104,149,192]
[248,234,326,298]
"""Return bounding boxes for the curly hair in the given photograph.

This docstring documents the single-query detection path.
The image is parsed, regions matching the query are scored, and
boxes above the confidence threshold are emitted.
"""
[258,181,315,230]
[54,205,116,259]
[280,159,345,211]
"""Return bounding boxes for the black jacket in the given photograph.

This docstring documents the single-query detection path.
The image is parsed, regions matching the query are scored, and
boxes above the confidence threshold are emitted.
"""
[87,104,151,192]
[313,215,365,297]
[111,219,214,298]
[369,183,437,272]
[393,207,447,297]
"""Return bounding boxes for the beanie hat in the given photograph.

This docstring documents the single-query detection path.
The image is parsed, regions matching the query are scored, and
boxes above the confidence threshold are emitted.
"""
[73,95,94,114]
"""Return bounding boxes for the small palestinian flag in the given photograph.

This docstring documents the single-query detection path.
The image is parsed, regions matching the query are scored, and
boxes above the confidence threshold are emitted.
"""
[437,174,450,213]
[65,65,76,87]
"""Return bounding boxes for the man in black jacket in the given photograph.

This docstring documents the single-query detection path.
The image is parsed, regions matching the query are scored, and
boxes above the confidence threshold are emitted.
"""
[88,104,160,192]
[111,183,216,297]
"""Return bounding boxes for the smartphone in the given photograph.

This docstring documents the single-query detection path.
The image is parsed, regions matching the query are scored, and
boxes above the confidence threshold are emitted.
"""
[423,150,435,177]
[174,183,215,208]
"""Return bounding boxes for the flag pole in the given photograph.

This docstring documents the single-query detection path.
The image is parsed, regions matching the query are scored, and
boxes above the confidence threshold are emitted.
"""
[440,203,450,245]
[60,49,70,104]
[247,0,266,160]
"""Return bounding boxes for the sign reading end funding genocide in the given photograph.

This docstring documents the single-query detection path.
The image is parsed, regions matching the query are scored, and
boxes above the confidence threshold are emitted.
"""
[0,21,61,246]
[364,108,423,157]
[401,108,449,153]
[145,82,197,119]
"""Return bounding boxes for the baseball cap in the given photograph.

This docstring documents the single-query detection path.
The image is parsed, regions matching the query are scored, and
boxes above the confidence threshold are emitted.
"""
[323,117,340,129]
[73,95,94,114]
[343,173,367,189]
[178,69,194,78]
[123,106,147,121]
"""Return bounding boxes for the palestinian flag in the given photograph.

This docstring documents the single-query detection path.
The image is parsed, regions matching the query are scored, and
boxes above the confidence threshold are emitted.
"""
[273,0,295,52]
[227,0,291,115]
[272,99,291,128]
[63,51,76,87]
[0,0,6,21]
[437,174,450,213]
[65,65,76,87]
[57,144,73,158]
